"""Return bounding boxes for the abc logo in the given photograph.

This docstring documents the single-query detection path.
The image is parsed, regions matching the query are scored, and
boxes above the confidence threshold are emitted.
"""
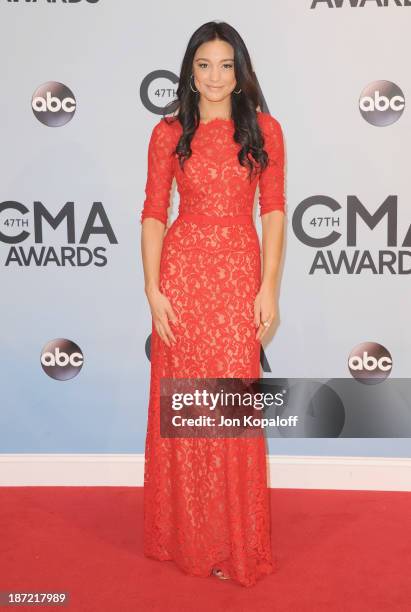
[41,338,84,381]
[348,342,392,384]
[32,82,76,127]
[359,80,405,126]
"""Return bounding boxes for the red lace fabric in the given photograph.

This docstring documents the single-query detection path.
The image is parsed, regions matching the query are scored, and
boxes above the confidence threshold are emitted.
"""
[141,112,285,587]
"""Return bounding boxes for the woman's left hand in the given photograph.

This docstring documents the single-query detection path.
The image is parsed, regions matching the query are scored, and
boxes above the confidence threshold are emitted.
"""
[254,285,277,341]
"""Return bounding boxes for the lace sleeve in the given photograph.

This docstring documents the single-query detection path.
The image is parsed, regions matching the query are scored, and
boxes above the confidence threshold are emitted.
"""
[258,114,286,217]
[140,118,176,226]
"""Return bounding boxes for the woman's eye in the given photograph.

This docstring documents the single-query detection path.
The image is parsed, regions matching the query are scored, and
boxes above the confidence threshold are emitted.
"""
[197,63,233,69]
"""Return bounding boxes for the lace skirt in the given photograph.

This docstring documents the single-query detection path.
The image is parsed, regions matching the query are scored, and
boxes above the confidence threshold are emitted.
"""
[143,213,275,587]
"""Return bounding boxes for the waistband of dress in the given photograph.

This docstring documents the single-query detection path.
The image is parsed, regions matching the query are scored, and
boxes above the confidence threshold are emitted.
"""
[177,212,253,226]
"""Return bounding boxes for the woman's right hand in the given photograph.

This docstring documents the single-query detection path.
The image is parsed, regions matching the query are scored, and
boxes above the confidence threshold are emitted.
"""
[145,286,178,347]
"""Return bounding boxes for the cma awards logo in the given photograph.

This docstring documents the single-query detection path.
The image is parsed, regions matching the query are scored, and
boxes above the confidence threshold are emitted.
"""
[311,0,411,7]
[32,82,76,127]
[41,338,84,381]
[348,342,392,384]
[293,80,408,275]
[140,70,179,115]
[292,196,411,275]
[0,201,118,267]
[7,0,100,4]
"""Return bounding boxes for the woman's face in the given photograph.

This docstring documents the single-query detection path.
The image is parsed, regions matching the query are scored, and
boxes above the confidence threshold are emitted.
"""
[192,39,237,103]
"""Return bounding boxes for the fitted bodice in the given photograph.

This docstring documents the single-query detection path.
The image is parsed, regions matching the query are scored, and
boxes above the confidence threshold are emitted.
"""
[141,111,285,226]
[176,118,256,218]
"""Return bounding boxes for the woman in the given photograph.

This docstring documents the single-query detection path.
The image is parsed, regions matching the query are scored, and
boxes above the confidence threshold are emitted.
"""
[140,20,285,587]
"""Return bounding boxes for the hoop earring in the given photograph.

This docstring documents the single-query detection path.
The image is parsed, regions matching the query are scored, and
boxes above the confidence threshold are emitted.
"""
[190,74,199,94]
[233,86,242,95]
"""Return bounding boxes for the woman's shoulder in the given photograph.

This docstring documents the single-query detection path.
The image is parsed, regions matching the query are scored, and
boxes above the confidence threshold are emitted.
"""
[151,114,182,135]
[256,112,284,151]
[256,110,282,132]
[148,114,181,148]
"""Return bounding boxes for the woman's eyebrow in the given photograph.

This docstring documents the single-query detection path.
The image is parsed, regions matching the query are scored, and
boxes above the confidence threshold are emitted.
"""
[194,57,234,62]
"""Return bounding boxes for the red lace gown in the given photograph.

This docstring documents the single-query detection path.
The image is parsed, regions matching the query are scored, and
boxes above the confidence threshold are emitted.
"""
[140,111,285,587]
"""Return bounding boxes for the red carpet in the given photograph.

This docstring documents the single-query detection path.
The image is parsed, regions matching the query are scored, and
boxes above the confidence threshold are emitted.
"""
[0,487,410,611]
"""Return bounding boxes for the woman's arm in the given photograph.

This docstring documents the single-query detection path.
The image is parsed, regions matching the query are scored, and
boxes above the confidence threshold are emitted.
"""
[254,114,286,341]
[141,119,178,347]
[141,219,166,295]
[261,210,285,295]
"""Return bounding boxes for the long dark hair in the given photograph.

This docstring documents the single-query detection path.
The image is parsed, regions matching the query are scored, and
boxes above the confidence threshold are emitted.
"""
[163,21,269,181]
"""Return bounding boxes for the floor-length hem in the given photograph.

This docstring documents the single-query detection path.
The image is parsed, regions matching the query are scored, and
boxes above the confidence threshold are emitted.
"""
[142,549,276,588]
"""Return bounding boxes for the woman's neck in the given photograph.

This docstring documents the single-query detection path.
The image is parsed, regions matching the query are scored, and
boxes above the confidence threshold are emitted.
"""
[198,100,232,123]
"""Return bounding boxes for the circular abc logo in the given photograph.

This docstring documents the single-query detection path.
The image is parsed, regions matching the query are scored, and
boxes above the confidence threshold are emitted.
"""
[140,70,179,115]
[32,82,76,127]
[359,80,405,126]
[41,338,84,381]
[348,342,392,384]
